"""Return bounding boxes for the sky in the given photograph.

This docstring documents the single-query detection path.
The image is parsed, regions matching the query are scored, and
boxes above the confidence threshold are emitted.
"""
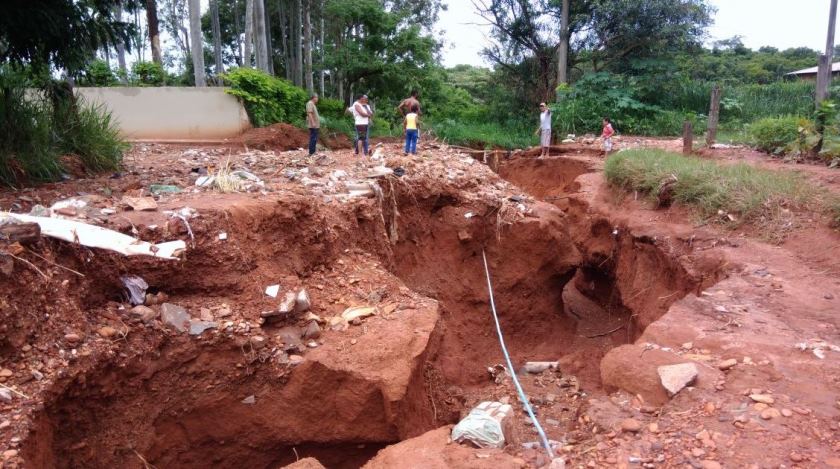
[438,0,837,68]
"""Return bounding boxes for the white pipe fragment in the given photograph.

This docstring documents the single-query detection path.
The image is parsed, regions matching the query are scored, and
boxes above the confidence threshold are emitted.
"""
[0,213,186,260]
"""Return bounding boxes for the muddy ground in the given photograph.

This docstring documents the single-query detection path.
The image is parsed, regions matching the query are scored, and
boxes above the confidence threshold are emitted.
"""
[0,134,838,469]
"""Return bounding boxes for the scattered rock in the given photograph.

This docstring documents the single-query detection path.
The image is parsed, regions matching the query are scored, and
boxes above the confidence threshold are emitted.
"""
[249,335,267,350]
[161,303,190,332]
[0,389,11,403]
[289,355,305,365]
[302,321,321,340]
[749,394,774,405]
[2,450,18,460]
[145,292,169,305]
[792,407,811,415]
[692,448,706,458]
[341,305,377,322]
[620,418,641,433]
[121,196,158,211]
[704,402,716,414]
[781,408,793,417]
[0,369,12,378]
[523,361,558,374]
[30,369,43,381]
[241,395,256,405]
[0,420,10,430]
[760,408,781,420]
[700,460,721,469]
[277,326,304,351]
[98,326,118,338]
[130,305,158,322]
[648,422,659,433]
[63,333,81,344]
[790,453,804,463]
[189,319,218,336]
[295,289,311,313]
[548,458,566,469]
[657,363,698,397]
[264,292,297,318]
[718,359,738,370]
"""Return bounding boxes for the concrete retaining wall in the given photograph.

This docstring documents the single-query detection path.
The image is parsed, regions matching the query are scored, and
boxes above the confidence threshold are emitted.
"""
[75,87,251,141]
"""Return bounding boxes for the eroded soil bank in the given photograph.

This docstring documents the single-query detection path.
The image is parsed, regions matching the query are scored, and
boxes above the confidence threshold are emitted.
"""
[1,141,837,468]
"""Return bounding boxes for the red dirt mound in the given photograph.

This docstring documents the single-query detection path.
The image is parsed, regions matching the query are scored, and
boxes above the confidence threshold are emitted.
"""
[238,123,352,151]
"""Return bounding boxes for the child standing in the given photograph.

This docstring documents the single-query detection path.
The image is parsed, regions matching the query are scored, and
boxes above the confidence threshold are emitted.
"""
[601,117,615,154]
[404,104,420,155]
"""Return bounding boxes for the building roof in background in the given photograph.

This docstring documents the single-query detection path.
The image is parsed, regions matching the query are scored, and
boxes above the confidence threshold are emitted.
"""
[786,62,840,76]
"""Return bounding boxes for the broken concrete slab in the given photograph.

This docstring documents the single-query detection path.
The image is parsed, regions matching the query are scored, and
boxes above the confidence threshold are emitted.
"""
[161,303,190,333]
[657,363,699,397]
[189,319,217,336]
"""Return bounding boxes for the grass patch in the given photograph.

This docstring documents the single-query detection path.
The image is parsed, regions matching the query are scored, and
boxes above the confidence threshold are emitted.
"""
[426,119,534,150]
[604,149,816,225]
[829,196,840,228]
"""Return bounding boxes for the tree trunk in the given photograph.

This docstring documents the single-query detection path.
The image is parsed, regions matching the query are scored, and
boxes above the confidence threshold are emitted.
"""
[280,0,290,80]
[319,0,325,96]
[233,0,243,65]
[303,0,314,92]
[556,0,570,98]
[146,0,163,65]
[244,0,254,67]
[253,0,269,72]
[295,0,304,86]
[210,0,224,77]
[265,1,275,74]
[188,0,206,86]
[706,85,721,146]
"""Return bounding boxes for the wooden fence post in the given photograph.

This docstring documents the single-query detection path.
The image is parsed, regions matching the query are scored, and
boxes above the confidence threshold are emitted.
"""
[683,121,693,155]
[706,85,721,146]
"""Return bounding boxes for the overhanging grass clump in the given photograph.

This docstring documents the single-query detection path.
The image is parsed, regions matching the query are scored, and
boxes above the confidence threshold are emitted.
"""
[0,69,125,186]
[604,149,816,224]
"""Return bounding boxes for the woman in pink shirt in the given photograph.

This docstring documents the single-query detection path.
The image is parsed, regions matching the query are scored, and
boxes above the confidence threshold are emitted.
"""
[601,117,615,155]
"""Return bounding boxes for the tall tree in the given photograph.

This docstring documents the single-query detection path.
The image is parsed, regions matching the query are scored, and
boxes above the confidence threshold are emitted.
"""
[253,0,269,72]
[161,0,191,67]
[146,0,163,64]
[244,0,254,67]
[295,0,304,85]
[1,0,132,74]
[303,0,314,91]
[210,0,224,76]
[114,2,128,77]
[320,0,326,96]
[188,0,206,85]
[556,0,569,94]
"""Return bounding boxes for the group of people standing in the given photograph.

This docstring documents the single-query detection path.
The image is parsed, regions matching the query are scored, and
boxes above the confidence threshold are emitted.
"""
[305,90,423,157]
[307,92,614,159]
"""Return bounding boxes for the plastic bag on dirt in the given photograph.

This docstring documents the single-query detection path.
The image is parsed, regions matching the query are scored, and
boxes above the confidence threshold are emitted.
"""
[121,275,149,306]
[451,401,513,449]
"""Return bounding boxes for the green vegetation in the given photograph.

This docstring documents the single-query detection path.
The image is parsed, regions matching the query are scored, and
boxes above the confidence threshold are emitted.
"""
[748,116,810,154]
[428,120,535,150]
[604,149,815,224]
[0,69,124,186]
[222,68,308,127]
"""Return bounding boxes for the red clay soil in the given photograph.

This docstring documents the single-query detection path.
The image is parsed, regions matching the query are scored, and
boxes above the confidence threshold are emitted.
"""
[1,136,839,469]
[237,123,352,151]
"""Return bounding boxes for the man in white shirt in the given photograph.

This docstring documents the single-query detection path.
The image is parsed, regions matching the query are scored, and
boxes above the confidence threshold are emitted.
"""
[534,102,552,158]
[349,95,373,156]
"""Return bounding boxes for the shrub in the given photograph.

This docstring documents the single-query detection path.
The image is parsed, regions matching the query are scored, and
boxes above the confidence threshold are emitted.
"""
[748,116,812,154]
[222,67,307,127]
[131,61,165,86]
[81,60,117,87]
[317,97,346,120]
